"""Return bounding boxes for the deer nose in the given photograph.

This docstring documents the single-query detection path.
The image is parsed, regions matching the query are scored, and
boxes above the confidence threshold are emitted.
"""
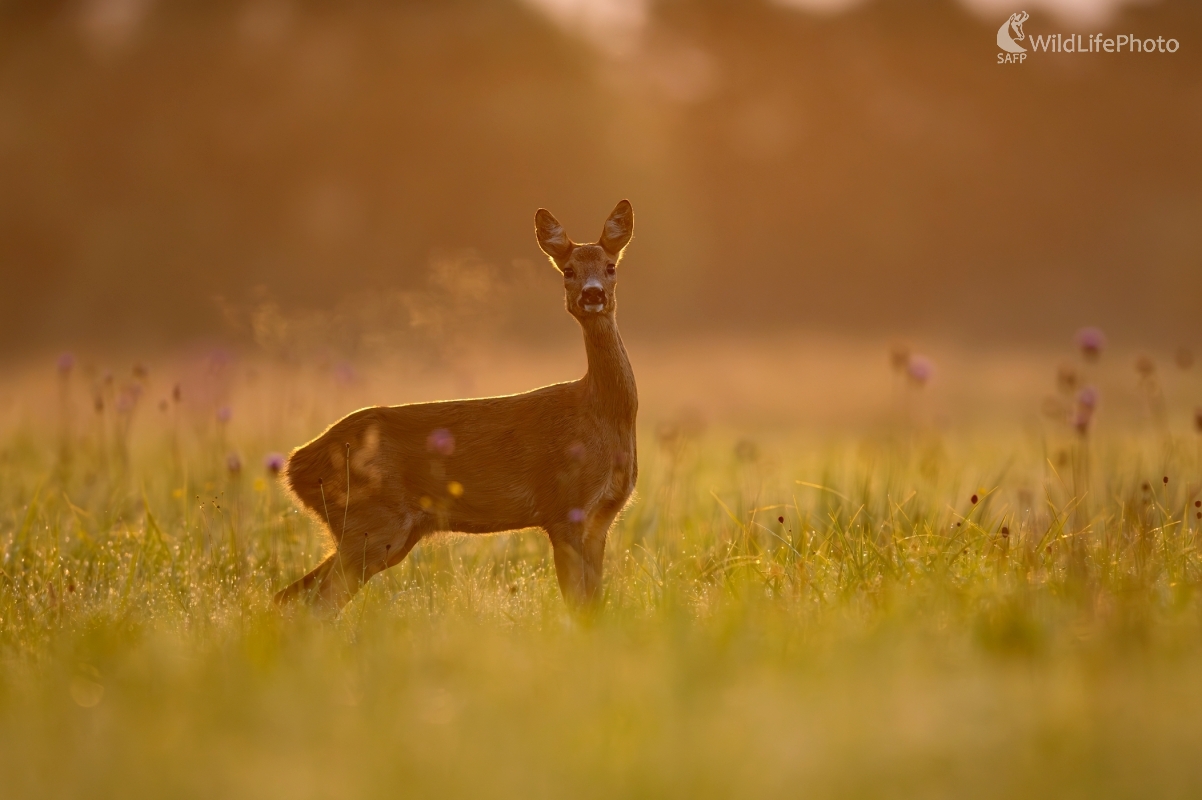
[580,283,606,309]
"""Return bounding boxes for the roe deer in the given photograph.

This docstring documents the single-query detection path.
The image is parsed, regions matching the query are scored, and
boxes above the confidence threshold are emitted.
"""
[276,200,638,615]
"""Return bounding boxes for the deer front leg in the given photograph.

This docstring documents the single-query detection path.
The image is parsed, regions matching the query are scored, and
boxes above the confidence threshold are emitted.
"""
[581,512,616,606]
[547,524,589,610]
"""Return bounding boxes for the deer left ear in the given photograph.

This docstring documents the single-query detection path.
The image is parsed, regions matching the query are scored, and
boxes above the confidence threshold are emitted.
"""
[599,200,633,256]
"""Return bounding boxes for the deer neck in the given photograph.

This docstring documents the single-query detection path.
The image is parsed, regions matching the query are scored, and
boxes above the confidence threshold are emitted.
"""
[580,313,637,422]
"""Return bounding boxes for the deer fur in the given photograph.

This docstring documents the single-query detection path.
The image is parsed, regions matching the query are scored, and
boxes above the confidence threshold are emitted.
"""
[275,200,638,615]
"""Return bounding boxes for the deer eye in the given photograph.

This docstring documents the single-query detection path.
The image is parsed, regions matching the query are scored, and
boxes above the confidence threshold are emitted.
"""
[562,268,575,279]
[606,263,616,275]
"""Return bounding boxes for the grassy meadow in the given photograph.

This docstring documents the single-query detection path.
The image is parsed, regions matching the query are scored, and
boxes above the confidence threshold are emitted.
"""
[1,340,1201,798]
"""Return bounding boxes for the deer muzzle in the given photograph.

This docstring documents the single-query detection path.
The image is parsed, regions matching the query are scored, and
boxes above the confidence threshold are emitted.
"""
[580,283,606,313]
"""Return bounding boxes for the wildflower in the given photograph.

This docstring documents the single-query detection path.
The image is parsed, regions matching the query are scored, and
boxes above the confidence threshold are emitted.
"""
[1077,385,1099,411]
[1075,326,1105,360]
[264,452,286,474]
[426,428,455,456]
[568,508,586,523]
[216,405,232,424]
[226,452,242,474]
[57,353,75,375]
[906,355,934,385]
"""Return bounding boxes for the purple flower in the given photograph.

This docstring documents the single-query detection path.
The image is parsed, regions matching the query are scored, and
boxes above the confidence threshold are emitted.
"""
[332,361,358,386]
[906,355,934,385]
[216,405,232,424]
[226,452,242,473]
[1075,326,1106,360]
[57,353,75,375]
[264,452,286,474]
[568,508,586,523]
[426,428,455,456]
[1077,385,1099,410]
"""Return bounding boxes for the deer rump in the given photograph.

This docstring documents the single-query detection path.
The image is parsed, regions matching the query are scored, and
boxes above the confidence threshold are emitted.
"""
[284,382,630,546]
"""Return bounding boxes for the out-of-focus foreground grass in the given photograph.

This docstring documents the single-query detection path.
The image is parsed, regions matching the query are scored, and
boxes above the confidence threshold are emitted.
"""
[2,352,1202,799]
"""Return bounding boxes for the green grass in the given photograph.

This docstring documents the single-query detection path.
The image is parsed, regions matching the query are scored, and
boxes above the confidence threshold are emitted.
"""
[2,371,1202,798]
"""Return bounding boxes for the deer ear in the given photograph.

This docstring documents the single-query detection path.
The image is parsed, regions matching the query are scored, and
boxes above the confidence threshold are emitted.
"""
[535,209,573,263]
[599,199,633,256]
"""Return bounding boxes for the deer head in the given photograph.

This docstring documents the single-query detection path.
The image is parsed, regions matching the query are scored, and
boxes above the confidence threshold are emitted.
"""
[535,200,634,321]
[1010,11,1029,40]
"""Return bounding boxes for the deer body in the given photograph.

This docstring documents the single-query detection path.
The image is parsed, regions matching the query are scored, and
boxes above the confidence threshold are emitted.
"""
[276,201,637,614]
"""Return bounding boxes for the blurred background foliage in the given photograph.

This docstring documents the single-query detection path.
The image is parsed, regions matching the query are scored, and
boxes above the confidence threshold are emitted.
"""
[0,0,1199,357]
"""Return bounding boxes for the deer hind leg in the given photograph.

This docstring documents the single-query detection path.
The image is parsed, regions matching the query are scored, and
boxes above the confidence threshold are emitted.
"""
[275,508,422,618]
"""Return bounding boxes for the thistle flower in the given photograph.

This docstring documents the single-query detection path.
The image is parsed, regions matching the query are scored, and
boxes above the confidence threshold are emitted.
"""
[1077,385,1099,410]
[264,452,286,474]
[1075,327,1106,360]
[426,428,455,456]
[57,353,75,375]
[906,355,934,385]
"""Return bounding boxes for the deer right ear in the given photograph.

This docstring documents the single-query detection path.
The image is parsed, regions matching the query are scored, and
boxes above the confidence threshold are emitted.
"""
[535,209,573,265]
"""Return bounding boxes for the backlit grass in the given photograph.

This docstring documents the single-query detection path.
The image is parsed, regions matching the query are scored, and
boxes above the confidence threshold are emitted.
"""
[2,356,1201,798]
